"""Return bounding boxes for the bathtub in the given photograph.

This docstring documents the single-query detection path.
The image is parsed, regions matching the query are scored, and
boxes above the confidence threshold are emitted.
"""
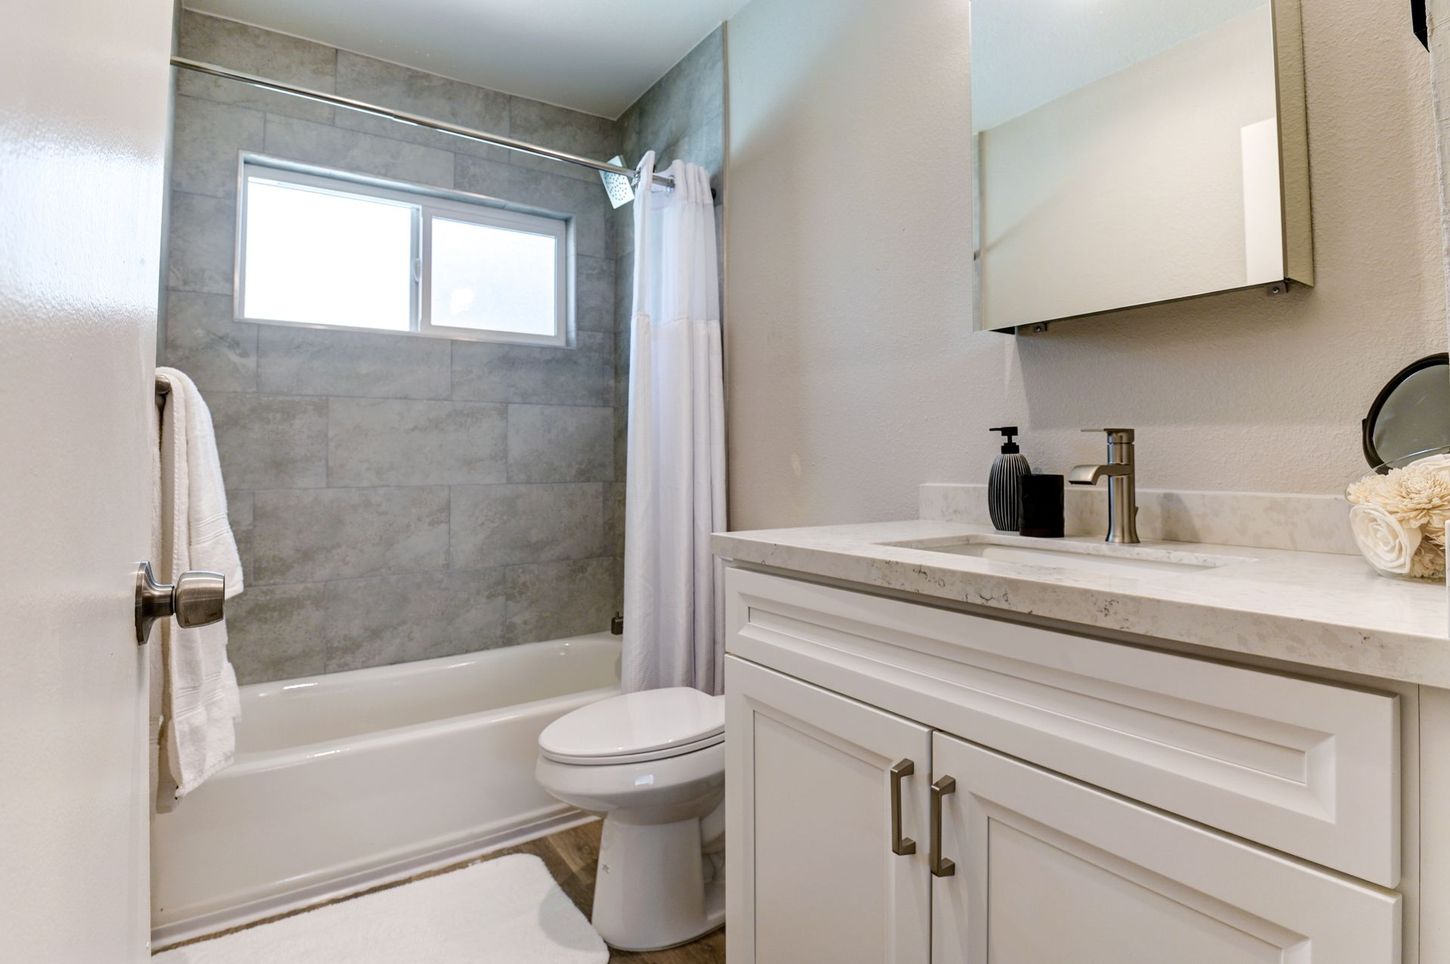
[151,632,620,946]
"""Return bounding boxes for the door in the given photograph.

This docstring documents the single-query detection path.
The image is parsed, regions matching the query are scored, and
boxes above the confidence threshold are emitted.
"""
[726,656,932,964]
[0,0,174,960]
[930,733,1401,964]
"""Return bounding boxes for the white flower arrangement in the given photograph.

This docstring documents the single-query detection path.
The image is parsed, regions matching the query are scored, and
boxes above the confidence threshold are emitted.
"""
[1346,453,1450,580]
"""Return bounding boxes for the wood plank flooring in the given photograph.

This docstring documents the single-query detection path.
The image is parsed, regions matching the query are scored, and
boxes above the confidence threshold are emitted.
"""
[158,819,726,963]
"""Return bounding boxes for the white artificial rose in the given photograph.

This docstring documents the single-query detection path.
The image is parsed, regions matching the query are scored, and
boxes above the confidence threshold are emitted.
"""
[1350,503,1422,575]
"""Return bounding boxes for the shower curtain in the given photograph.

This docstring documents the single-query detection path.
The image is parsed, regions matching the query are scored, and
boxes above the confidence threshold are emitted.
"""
[621,153,726,694]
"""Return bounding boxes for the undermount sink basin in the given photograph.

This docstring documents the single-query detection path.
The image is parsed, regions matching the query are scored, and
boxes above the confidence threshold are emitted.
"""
[885,535,1255,577]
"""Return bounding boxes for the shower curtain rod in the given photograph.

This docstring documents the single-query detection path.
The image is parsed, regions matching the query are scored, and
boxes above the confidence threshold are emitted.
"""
[170,56,676,189]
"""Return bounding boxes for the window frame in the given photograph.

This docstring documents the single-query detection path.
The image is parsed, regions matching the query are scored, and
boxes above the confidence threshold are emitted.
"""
[235,154,572,347]
[419,203,568,345]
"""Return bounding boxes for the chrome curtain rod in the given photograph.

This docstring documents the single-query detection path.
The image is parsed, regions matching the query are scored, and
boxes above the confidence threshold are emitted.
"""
[170,56,676,189]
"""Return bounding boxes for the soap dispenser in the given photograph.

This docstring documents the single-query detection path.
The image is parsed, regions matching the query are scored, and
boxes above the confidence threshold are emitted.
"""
[988,426,1031,532]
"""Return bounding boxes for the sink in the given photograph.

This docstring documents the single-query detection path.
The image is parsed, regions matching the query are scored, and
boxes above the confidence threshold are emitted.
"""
[884,535,1254,577]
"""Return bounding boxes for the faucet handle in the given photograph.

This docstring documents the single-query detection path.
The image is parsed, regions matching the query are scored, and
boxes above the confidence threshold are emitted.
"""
[1083,427,1135,443]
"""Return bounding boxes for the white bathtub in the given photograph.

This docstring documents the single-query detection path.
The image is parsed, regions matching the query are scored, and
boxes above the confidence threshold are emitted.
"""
[151,633,620,946]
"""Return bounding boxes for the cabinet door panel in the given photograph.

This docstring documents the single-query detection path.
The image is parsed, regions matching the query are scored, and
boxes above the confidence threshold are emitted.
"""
[726,656,932,964]
[931,733,1400,964]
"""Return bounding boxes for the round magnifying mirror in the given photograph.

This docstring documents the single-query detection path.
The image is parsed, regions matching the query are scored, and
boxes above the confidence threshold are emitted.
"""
[1363,353,1450,472]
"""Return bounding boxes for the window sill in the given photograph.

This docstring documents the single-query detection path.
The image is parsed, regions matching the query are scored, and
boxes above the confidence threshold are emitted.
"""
[238,314,575,349]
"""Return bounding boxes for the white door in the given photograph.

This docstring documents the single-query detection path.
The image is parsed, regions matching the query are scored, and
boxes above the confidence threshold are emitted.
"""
[930,733,1402,964]
[725,656,932,964]
[0,0,174,960]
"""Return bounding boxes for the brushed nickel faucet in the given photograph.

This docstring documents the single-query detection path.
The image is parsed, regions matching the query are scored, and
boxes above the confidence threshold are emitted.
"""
[1069,428,1140,544]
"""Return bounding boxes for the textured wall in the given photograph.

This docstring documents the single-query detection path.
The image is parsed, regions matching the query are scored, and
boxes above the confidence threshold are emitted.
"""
[165,11,625,683]
[725,0,1446,530]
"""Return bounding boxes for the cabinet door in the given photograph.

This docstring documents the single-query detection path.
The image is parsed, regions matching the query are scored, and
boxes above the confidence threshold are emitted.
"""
[930,732,1400,964]
[726,656,932,964]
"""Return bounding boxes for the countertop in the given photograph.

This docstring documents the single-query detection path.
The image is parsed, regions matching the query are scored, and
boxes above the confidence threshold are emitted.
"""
[713,520,1450,688]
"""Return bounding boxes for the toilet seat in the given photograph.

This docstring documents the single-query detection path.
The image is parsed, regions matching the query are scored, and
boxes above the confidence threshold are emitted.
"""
[539,687,724,766]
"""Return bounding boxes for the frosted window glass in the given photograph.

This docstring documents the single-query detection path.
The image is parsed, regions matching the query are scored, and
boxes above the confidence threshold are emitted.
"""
[243,178,414,331]
[430,217,557,336]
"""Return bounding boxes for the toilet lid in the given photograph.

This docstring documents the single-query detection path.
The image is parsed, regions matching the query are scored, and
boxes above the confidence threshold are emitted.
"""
[539,687,725,764]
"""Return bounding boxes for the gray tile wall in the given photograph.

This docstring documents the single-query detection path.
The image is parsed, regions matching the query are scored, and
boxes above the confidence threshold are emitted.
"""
[618,28,727,201]
[164,11,724,684]
[611,28,729,613]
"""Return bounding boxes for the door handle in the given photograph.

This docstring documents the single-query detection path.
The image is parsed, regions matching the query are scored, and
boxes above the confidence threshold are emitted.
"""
[135,561,225,644]
[930,775,957,878]
[889,759,916,856]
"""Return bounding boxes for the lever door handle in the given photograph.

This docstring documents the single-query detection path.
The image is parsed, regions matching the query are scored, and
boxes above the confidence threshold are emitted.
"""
[135,561,225,644]
[930,775,957,878]
[889,759,916,856]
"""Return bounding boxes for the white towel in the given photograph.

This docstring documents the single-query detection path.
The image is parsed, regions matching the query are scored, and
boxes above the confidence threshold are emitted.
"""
[153,368,244,811]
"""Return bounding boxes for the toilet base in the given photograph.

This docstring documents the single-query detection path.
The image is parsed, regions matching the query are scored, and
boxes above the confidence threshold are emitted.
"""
[591,814,726,952]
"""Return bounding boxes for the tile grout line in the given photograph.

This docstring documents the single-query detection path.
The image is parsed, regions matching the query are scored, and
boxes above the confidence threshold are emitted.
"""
[244,557,626,595]
[505,401,514,484]
[447,339,455,576]
[205,389,612,409]
[246,481,609,494]
[239,556,621,592]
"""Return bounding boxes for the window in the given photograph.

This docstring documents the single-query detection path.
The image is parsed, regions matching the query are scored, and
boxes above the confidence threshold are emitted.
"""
[238,158,568,346]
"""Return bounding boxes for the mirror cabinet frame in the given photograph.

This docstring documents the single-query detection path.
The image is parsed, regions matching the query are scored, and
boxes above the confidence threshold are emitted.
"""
[972,0,1314,334]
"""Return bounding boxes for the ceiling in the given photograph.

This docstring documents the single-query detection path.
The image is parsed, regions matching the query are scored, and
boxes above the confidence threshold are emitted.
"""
[185,0,748,118]
[972,0,1268,130]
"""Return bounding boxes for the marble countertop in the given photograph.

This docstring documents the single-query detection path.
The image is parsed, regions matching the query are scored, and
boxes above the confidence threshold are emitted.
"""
[713,520,1450,688]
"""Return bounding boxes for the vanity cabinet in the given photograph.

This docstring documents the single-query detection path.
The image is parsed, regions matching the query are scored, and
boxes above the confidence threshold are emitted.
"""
[724,568,1405,963]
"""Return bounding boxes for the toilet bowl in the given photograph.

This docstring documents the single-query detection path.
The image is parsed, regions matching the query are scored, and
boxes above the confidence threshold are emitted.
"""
[535,687,726,952]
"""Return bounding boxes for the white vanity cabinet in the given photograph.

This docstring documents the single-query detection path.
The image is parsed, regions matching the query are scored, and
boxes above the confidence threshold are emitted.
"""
[723,567,1406,964]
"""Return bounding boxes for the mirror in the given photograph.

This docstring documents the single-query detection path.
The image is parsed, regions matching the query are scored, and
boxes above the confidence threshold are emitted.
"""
[1363,354,1450,471]
[971,0,1313,332]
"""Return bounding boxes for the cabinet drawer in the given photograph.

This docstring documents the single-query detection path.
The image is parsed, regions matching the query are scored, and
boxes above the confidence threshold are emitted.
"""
[725,568,1400,886]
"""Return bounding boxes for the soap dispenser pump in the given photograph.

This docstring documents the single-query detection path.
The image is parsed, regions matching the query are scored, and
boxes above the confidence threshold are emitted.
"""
[988,426,1031,532]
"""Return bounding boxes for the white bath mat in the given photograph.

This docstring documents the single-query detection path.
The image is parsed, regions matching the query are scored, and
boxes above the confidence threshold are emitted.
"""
[154,854,608,963]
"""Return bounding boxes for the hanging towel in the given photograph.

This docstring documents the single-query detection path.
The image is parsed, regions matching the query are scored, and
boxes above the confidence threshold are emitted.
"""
[152,367,243,811]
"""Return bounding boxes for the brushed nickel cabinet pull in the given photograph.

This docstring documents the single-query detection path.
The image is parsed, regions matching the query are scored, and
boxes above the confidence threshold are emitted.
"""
[930,775,957,878]
[889,759,916,856]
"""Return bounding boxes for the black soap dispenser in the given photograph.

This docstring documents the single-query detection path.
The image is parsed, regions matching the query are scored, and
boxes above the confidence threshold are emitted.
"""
[988,426,1031,532]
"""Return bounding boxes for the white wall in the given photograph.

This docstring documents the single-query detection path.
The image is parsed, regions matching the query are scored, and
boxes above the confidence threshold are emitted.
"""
[725,0,1446,530]
[979,7,1281,329]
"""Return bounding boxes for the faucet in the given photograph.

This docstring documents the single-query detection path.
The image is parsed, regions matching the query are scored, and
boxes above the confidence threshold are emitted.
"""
[1069,428,1140,544]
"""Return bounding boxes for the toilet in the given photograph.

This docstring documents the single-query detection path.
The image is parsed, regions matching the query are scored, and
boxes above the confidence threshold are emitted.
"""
[535,687,726,952]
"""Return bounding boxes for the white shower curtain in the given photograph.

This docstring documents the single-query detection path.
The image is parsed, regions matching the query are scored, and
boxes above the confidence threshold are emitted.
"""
[621,153,726,694]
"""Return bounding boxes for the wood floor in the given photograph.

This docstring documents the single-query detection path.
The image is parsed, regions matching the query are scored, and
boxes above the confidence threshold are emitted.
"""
[494,820,727,963]
[161,819,725,963]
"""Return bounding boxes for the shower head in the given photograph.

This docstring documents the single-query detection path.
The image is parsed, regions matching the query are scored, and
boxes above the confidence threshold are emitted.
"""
[600,156,635,209]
